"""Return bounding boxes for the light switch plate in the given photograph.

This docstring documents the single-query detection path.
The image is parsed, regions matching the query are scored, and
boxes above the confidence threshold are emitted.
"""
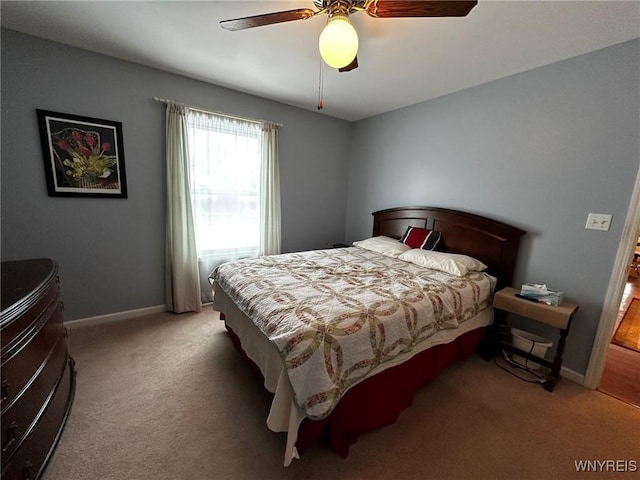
[585,213,612,231]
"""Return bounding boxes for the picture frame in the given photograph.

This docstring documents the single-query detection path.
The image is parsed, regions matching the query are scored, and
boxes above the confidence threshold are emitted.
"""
[37,109,128,198]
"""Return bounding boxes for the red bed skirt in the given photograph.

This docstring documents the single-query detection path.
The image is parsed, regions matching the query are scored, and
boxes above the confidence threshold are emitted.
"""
[222,315,484,459]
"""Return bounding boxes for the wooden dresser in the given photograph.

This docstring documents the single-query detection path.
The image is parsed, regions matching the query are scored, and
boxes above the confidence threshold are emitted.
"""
[1,259,76,480]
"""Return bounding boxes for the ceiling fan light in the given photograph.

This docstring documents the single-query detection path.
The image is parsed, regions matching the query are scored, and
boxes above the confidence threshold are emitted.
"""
[318,14,358,69]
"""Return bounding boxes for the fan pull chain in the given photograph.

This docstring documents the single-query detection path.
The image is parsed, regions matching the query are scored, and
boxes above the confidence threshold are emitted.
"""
[317,58,324,110]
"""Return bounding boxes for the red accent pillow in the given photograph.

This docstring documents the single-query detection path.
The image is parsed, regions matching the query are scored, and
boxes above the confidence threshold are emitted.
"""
[400,226,442,250]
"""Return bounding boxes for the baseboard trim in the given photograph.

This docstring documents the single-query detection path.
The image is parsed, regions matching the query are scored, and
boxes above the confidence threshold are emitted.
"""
[65,305,168,330]
[561,365,585,386]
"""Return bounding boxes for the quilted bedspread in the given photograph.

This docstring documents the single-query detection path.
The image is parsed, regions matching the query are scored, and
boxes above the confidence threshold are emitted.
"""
[214,246,495,420]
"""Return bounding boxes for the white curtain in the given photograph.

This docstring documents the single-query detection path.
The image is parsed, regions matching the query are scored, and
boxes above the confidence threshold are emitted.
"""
[186,111,281,302]
[260,122,281,256]
[165,104,202,313]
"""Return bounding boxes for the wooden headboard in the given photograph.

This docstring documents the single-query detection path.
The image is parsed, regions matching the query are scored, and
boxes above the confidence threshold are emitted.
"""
[372,207,525,288]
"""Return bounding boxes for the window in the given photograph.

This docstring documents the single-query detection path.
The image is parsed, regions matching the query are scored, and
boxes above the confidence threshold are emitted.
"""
[187,111,262,260]
[164,102,280,310]
[187,111,264,301]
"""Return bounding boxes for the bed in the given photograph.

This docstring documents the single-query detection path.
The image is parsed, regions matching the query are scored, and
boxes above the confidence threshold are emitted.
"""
[212,206,525,465]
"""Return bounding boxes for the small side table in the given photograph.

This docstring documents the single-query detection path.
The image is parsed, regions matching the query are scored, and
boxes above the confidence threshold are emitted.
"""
[492,287,579,392]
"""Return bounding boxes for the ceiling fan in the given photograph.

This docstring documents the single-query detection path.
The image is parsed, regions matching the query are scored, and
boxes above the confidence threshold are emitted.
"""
[220,1,478,72]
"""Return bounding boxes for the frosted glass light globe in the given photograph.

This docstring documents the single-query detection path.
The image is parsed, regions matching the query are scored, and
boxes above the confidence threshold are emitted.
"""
[318,15,358,69]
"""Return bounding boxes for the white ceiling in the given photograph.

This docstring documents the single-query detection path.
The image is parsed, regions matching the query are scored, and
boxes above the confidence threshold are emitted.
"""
[2,1,639,121]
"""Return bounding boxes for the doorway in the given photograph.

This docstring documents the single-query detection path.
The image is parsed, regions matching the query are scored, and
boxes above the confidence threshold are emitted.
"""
[597,264,640,407]
[584,166,640,398]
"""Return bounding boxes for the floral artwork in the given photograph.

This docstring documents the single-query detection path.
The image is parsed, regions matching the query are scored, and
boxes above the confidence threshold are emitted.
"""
[37,110,127,198]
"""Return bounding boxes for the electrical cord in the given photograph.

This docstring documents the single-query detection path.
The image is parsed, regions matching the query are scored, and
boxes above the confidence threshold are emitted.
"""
[494,341,547,384]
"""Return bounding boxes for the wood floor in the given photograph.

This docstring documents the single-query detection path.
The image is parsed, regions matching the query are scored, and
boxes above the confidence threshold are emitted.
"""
[597,274,640,407]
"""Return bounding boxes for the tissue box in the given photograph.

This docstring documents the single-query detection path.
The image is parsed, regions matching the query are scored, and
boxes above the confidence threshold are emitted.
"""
[520,283,564,306]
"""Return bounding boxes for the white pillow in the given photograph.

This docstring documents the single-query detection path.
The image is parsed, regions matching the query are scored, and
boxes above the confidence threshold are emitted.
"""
[398,249,488,277]
[352,236,411,258]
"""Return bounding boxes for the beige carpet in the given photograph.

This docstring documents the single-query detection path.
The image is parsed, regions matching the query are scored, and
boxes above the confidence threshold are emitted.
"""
[42,309,640,480]
[613,297,640,352]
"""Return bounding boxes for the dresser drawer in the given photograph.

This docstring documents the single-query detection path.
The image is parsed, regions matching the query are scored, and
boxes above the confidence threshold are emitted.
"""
[1,303,64,411]
[1,336,68,460]
[0,360,74,480]
[1,278,60,354]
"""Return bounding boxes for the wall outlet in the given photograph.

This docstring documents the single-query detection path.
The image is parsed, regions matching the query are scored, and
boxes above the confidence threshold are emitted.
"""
[585,213,612,231]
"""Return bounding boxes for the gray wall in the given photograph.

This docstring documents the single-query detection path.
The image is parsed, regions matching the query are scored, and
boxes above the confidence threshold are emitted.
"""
[345,39,640,374]
[1,29,351,320]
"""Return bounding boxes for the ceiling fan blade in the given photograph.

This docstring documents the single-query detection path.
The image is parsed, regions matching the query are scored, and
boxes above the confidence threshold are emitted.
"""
[365,0,478,18]
[338,56,359,72]
[220,8,317,31]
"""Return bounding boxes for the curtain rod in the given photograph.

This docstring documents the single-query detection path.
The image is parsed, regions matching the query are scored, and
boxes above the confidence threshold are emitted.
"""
[152,96,283,128]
